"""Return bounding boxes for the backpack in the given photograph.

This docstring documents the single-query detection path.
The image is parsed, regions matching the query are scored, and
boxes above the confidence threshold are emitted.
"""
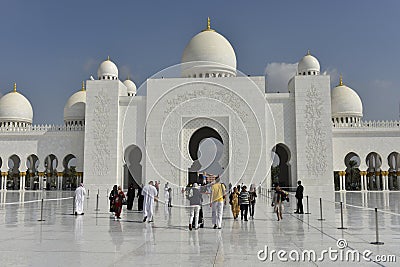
[186,188,193,200]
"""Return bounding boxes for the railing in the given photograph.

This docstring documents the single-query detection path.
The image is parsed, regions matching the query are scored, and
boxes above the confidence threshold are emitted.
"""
[333,120,400,129]
[0,124,85,133]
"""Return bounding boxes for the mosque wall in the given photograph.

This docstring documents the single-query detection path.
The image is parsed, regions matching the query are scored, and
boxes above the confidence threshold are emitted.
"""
[0,129,84,172]
[293,75,334,202]
[120,96,147,186]
[332,129,400,171]
[266,93,297,187]
[83,80,125,194]
[145,77,268,188]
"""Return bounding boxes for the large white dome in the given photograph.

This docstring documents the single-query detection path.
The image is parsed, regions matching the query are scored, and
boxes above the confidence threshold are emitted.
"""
[123,79,137,96]
[331,78,363,118]
[0,84,33,124]
[181,18,236,78]
[64,82,86,123]
[298,51,320,75]
[97,57,118,80]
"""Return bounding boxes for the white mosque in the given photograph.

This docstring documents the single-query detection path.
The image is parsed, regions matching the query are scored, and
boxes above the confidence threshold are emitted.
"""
[0,19,399,200]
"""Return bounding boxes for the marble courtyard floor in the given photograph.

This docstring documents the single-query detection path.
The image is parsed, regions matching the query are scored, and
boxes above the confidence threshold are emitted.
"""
[0,190,399,266]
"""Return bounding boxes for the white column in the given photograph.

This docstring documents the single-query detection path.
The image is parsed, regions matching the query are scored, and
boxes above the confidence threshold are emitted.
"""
[381,171,388,191]
[38,173,44,190]
[339,171,346,191]
[1,172,6,191]
[57,173,63,190]
[20,172,26,191]
[360,171,365,191]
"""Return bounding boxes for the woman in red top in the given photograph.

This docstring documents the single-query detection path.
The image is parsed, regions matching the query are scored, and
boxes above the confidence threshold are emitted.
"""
[114,186,126,219]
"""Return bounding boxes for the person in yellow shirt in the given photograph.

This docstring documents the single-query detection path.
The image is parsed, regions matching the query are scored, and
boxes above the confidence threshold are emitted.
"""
[210,177,226,229]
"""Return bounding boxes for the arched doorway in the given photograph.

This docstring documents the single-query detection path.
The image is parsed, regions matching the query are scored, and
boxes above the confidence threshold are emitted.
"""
[388,152,400,190]
[7,155,21,190]
[26,154,39,190]
[344,152,361,190]
[44,154,58,190]
[63,154,77,190]
[124,145,142,189]
[366,152,382,190]
[188,127,224,185]
[271,144,291,189]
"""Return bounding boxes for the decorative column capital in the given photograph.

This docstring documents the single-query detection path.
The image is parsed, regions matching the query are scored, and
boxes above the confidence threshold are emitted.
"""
[20,172,26,176]
[375,171,381,176]
[397,171,400,176]
[38,172,45,176]
[381,171,389,176]
[57,172,64,177]
[339,171,346,176]
[1,172,8,176]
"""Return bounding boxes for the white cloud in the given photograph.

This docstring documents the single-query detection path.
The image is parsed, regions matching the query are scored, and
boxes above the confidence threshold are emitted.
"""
[323,67,339,87]
[83,58,98,73]
[119,65,132,80]
[372,79,393,89]
[265,62,297,92]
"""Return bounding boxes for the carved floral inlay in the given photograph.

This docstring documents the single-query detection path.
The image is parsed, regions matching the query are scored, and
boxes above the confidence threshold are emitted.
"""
[305,85,327,175]
[91,89,111,176]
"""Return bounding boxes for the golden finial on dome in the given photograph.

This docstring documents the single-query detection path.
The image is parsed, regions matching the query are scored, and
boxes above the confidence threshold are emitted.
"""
[13,82,17,92]
[339,75,343,86]
[307,49,311,55]
[107,56,110,61]
[81,81,85,91]
[202,17,215,32]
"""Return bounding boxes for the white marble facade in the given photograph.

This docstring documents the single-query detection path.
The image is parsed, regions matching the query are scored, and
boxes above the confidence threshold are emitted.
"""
[0,20,399,201]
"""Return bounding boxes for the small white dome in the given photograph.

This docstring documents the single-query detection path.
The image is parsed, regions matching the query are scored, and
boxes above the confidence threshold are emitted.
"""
[97,57,118,80]
[0,84,33,124]
[331,79,363,118]
[123,79,137,96]
[64,83,86,122]
[298,51,320,75]
[181,18,236,77]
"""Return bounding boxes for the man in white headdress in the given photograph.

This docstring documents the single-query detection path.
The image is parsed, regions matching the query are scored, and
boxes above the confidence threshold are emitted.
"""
[142,181,158,223]
[75,183,86,215]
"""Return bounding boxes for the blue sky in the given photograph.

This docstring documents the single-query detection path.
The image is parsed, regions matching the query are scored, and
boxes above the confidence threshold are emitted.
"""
[0,0,399,124]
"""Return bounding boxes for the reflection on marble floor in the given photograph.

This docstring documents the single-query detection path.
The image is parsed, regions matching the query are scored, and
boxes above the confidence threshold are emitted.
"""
[0,191,399,266]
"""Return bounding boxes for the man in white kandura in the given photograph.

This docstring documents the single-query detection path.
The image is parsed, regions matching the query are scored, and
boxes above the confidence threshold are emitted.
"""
[142,181,158,223]
[75,183,86,216]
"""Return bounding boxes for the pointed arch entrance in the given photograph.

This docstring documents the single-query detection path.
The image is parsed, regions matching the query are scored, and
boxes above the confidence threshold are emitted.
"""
[26,154,39,190]
[7,154,21,190]
[124,145,143,189]
[188,127,224,185]
[271,144,291,189]
[182,118,229,186]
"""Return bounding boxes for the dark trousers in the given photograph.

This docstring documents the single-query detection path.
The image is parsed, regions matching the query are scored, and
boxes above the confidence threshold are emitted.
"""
[240,204,249,220]
[127,197,134,210]
[249,202,255,217]
[138,195,144,211]
[296,198,303,213]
